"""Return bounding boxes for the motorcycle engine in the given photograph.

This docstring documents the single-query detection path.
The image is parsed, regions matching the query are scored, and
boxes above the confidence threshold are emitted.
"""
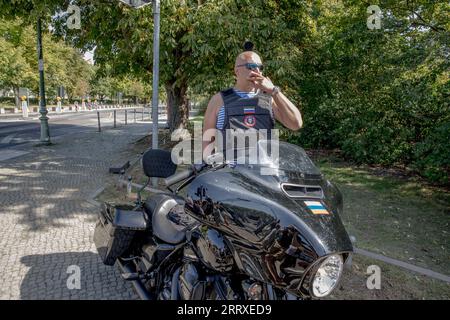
[178,263,207,300]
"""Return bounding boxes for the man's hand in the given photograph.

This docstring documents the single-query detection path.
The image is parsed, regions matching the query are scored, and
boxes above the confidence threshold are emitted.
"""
[246,71,303,131]
[247,71,275,94]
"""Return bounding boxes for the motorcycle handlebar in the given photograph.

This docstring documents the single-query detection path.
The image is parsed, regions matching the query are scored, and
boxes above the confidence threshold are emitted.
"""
[164,167,195,187]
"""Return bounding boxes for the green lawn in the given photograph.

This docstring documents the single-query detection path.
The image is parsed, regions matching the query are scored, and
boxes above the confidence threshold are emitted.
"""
[316,157,450,276]
[189,115,204,122]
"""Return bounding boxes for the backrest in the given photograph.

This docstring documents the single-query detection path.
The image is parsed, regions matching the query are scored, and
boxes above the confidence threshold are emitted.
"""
[142,149,177,178]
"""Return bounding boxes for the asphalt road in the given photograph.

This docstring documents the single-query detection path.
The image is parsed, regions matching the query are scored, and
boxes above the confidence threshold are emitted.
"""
[0,109,151,150]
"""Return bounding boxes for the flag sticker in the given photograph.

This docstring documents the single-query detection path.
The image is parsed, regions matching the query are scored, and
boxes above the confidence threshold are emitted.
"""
[244,107,255,114]
[304,201,330,215]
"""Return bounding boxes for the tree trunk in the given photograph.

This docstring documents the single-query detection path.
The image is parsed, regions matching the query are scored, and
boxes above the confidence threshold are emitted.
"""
[165,81,189,132]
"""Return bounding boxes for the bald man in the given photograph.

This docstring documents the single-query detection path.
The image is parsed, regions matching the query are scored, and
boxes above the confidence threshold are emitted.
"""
[202,50,303,160]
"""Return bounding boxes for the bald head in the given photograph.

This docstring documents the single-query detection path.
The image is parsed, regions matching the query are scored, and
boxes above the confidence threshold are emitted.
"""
[235,51,263,68]
[233,51,264,88]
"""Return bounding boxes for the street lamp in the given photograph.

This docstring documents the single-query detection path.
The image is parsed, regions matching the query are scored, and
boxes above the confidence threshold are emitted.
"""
[119,0,160,152]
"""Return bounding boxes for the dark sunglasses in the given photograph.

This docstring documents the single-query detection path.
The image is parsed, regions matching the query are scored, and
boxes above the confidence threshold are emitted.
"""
[237,63,264,71]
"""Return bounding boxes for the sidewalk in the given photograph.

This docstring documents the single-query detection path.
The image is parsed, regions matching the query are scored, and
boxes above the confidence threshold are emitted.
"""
[0,123,154,299]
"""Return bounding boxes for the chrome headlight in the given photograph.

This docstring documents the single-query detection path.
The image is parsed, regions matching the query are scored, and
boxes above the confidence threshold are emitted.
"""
[311,254,344,298]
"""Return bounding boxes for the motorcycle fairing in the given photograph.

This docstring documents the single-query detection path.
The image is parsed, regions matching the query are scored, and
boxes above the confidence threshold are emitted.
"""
[183,143,353,296]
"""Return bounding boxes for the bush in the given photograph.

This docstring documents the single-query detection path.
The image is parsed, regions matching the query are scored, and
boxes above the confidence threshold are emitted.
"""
[413,123,450,185]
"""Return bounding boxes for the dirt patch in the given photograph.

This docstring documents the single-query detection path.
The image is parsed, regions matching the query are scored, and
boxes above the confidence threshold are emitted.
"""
[96,129,191,204]
[327,254,450,300]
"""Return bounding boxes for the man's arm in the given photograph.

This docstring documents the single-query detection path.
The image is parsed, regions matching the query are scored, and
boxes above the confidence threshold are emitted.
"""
[202,93,223,161]
[248,72,302,130]
[271,92,303,131]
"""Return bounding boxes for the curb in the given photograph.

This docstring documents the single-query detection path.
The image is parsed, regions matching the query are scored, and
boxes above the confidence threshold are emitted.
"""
[354,247,450,283]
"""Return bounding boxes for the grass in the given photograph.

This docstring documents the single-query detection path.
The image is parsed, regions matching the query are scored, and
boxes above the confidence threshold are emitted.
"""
[315,156,450,276]
[190,115,204,122]
[328,254,449,300]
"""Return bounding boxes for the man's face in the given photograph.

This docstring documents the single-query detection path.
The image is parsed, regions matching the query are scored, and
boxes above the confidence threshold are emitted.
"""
[234,52,263,83]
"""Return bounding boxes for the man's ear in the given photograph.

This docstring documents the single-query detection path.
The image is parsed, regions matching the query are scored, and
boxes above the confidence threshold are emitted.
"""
[234,66,239,77]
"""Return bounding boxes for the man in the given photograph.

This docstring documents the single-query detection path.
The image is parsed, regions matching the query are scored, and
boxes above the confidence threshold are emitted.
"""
[202,46,303,161]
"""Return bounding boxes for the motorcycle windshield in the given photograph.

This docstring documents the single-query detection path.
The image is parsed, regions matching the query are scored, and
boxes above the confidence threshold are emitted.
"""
[223,140,321,176]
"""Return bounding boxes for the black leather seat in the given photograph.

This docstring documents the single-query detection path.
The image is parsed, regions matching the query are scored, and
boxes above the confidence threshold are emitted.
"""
[144,193,187,244]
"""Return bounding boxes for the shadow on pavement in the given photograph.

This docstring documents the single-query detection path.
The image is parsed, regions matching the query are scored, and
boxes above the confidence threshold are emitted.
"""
[20,251,138,300]
[0,124,151,231]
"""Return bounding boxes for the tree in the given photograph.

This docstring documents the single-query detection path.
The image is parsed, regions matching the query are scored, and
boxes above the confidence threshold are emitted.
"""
[1,0,311,130]
[289,0,449,183]
[64,48,93,100]
[0,17,94,104]
[0,21,37,107]
[44,0,310,131]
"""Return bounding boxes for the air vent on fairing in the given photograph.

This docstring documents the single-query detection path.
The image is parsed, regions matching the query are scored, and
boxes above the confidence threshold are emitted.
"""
[281,183,324,199]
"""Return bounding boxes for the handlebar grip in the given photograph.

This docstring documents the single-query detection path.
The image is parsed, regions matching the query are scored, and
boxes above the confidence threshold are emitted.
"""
[164,168,195,186]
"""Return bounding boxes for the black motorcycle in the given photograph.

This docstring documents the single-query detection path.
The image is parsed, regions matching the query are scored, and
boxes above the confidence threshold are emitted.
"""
[94,140,353,300]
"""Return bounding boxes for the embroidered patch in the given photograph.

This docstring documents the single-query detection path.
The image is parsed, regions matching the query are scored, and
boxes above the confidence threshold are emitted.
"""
[304,201,330,215]
[243,115,256,127]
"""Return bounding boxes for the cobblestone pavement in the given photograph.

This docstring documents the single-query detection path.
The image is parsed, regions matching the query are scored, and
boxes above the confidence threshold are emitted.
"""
[0,123,154,299]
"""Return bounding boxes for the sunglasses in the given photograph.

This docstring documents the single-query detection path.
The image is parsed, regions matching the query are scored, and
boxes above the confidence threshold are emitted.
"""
[237,63,264,71]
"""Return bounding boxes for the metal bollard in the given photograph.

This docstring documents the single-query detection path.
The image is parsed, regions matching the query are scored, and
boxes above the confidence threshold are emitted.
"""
[97,111,101,132]
[114,110,116,128]
[125,109,127,125]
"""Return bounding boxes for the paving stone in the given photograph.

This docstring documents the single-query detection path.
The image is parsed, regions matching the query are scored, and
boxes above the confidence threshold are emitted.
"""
[0,124,150,299]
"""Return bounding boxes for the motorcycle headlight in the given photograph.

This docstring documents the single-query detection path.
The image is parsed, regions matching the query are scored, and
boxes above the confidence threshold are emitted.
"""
[311,254,344,298]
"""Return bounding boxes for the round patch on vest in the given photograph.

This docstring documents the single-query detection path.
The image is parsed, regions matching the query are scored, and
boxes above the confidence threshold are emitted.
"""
[243,115,256,127]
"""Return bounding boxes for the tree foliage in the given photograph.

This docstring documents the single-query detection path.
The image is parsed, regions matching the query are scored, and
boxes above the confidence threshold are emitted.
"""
[284,0,449,184]
[0,18,93,104]
[0,0,448,183]
[41,0,312,130]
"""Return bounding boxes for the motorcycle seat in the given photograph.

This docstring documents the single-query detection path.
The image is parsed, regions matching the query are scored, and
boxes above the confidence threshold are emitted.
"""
[144,193,187,244]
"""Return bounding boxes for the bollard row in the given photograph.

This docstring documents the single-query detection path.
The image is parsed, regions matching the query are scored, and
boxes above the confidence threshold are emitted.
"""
[96,106,152,132]
[0,104,150,118]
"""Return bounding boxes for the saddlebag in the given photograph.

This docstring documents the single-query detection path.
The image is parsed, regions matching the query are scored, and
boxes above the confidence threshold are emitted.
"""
[94,203,148,266]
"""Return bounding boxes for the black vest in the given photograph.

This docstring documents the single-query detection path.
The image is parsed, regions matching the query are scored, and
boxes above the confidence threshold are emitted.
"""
[219,88,275,158]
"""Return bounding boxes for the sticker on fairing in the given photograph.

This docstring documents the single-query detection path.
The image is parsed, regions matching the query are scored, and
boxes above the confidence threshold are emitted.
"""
[304,201,330,215]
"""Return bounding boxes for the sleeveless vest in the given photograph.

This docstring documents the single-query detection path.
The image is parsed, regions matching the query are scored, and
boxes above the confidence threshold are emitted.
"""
[218,88,275,160]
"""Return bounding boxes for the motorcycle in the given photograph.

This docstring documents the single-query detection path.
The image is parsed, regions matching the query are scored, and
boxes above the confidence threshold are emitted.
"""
[93,140,353,300]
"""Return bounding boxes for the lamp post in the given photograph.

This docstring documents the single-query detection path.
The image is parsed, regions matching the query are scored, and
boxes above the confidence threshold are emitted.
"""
[119,0,158,150]
[151,0,161,152]
[37,18,51,144]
